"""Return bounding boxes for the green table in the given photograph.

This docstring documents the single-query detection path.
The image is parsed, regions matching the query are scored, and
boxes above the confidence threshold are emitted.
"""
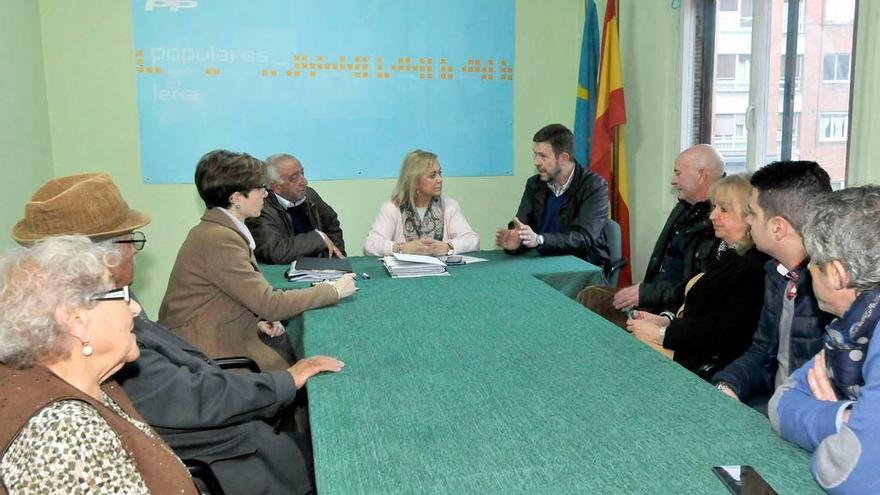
[270,253,820,494]
[262,249,605,298]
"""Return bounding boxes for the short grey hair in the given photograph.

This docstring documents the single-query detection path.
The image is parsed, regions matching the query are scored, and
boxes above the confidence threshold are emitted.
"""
[0,235,120,369]
[803,185,880,291]
[265,153,300,184]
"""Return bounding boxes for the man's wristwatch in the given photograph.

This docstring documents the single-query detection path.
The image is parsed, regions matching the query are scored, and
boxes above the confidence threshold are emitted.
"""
[536,234,544,246]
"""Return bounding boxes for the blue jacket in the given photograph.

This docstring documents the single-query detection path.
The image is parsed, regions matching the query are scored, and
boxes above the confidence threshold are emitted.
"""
[712,260,832,402]
[770,321,880,494]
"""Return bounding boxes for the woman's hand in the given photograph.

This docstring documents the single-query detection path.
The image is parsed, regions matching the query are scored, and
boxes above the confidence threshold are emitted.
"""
[629,310,670,327]
[332,274,357,299]
[627,318,663,344]
[396,239,433,255]
[257,320,286,338]
[288,355,345,389]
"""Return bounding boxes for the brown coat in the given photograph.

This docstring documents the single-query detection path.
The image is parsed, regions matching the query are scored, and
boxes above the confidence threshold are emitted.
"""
[159,208,338,370]
[0,364,196,495]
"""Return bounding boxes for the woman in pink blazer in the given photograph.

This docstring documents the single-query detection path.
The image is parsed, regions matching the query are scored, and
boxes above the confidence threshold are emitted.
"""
[364,150,480,257]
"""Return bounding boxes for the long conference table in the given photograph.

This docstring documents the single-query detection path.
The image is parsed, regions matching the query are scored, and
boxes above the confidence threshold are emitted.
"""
[266,250,822,494]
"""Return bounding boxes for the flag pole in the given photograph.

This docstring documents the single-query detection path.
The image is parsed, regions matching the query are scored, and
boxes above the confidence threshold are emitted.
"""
[610,0,620,220]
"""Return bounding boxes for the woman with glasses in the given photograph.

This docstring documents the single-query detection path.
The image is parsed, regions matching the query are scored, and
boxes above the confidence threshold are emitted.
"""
[364,149,479,256]
[0,236,196,494]
[159,150,356,371]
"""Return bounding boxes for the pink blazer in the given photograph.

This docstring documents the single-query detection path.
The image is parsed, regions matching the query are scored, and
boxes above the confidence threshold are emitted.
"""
[363,197,480,256]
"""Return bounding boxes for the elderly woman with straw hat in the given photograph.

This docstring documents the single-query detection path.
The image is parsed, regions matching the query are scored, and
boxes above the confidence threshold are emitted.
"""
[0,235,196,494]
[364,149,479,256]
[770,185,880,494]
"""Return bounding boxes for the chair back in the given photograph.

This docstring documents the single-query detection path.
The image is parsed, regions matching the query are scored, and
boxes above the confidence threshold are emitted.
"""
[603,218,627,286]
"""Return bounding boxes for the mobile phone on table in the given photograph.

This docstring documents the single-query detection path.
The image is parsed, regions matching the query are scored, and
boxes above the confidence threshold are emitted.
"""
[712,465,778,495]
[445,255,464,265]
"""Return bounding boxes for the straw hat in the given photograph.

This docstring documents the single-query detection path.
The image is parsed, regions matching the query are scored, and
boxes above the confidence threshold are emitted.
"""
[11,173,151,244]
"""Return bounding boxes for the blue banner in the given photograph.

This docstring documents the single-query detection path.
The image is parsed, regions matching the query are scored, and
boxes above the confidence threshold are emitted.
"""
[132,0,514,183]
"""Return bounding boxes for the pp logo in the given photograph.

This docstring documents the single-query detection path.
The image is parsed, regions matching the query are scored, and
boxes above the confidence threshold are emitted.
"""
[145,0,198,12]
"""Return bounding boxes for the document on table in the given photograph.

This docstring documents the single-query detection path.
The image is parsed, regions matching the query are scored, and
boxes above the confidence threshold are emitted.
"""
[382,252,449,278]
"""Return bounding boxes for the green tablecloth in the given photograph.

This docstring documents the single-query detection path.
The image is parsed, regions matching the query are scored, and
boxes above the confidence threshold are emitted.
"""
[268,252,820,493]
[262,249,605,298]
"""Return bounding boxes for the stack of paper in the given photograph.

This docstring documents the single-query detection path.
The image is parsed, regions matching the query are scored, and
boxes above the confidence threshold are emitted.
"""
[285,257,353,282]
[381,252,449,278]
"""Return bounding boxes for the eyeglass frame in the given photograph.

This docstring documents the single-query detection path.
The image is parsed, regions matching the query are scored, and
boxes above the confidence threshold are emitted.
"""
[113,231,147,251]
[91,285,131,303]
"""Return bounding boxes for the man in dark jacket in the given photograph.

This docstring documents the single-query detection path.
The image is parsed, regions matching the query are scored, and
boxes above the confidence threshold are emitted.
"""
[612,144,724,312]
[712,161,834,414]
[495,123,611,270]
[247,153,346,264]
[576,144,723,326]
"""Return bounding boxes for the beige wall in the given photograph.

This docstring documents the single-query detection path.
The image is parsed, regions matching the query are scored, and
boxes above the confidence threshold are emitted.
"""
[4,0,878,313]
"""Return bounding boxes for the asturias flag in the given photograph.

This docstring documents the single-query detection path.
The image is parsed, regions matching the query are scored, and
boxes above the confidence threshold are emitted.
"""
[590,0,632,286]
[574,0,600,166]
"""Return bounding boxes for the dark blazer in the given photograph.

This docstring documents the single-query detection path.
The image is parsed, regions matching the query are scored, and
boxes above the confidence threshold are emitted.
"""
[510,162,611,269]
[712,260,834,403]
[116,304,313,495]
[663,247,768,377]
[247,188,346,264]
[640,200,719,312]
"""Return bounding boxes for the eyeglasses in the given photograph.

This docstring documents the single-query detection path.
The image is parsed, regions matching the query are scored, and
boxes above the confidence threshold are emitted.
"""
[92,285,131,303]
[114,231,146,251]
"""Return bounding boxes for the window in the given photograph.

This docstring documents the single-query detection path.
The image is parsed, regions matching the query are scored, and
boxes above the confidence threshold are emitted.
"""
[740,0,753,27]
[717,54,735,79]
[824,0,855,24]
[719,0,738,11]
[823,53,851,82]
[688,0,856,187]
[819,113,848,142]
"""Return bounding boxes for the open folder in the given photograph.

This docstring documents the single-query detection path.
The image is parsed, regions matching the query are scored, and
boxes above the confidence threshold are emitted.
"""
[285,257,353,282]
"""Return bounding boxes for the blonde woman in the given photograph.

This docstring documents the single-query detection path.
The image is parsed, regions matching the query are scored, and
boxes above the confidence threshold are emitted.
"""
[626,174,768,378]
[364,150,479,256]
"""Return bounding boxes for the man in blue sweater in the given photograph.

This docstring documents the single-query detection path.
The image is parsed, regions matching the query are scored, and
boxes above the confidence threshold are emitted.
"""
[769,186,880,494]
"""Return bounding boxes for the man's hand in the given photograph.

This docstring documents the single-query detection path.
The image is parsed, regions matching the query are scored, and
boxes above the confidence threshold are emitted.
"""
[332,273,357,299]
[257,320,286,338]
[613,283,640,310]
[495,228,521,250]
[718,384,740,401]
[808,350,839,402]
[323,236,344,258]
[514,218,540,248]
[288,355,345,389]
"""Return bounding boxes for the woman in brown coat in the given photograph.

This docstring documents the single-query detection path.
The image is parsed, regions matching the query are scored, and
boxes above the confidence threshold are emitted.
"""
[159,150,356,371]
[0,236,196,494]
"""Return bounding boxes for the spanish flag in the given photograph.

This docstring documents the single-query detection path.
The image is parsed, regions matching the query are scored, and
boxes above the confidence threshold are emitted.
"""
[590,0,631,286]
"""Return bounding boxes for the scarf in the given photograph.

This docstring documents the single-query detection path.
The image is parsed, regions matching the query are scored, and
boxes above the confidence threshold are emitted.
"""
[402,196,444,242]
[824,289,880,400]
